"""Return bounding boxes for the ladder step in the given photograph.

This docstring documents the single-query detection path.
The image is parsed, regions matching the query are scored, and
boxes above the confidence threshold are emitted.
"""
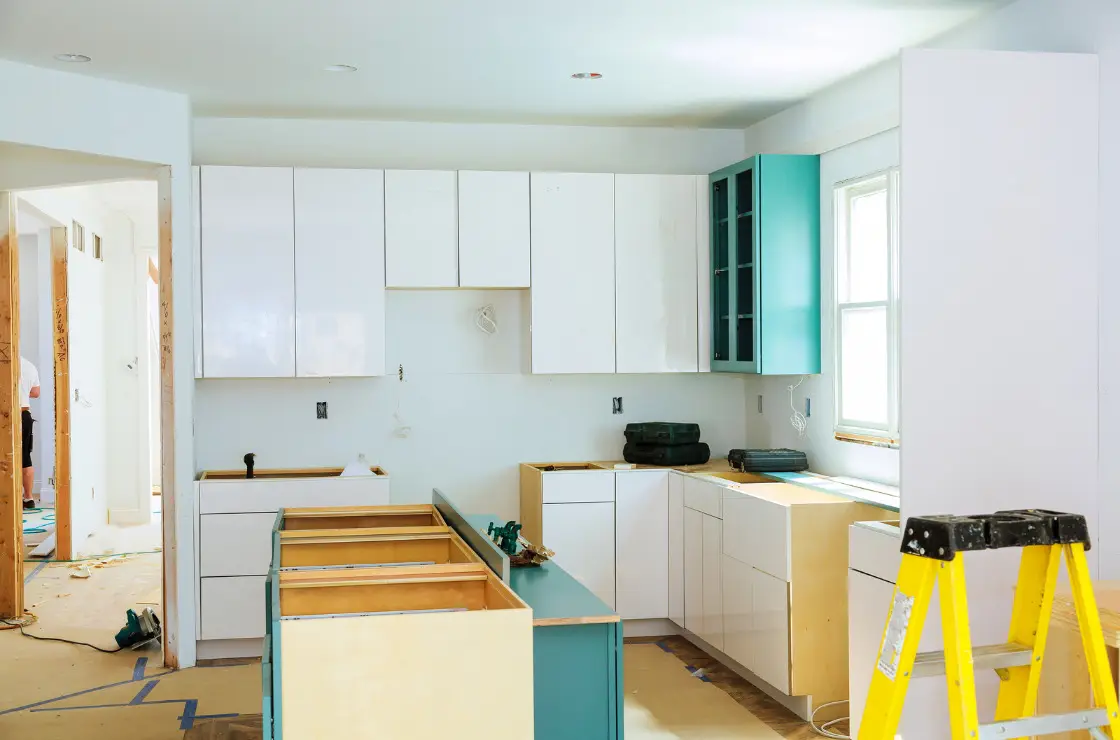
[979,709,1110,739]
[912,642,1033,678]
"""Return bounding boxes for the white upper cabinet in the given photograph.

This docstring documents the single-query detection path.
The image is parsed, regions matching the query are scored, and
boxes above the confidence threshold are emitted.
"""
[200,166,295,378]
[457,171,530,288]
[294,168,386,377]
[385,170,458,288]
[615,175,699,373]
[192,166,203,379]
[530,172,615,374]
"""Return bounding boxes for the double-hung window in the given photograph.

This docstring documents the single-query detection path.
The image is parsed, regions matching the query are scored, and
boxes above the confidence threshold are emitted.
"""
[834,170,900,445]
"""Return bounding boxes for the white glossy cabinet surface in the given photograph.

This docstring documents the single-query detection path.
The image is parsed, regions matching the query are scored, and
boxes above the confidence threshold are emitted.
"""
[200,166,295,378]
[541,471,615,504]
[616,471,669,620]
[684,476,722,518]
[385,170,458,288]
[199,512,278,577]
[695,176,711,373]
[615,174,699,373]
[192,165,203,379]
[294,168,386,377]
[684,506,704,635]
[530,172,615,374]
[668,472,686,627]
[200,575,267,640]
[849,569,893,740]
[723,554,790,692]
[458,171,530,288]
[721,554,753,671]
[197,476,391,515]
[701,512,724,650]
[722,491,790,581]
[543,501,615,609]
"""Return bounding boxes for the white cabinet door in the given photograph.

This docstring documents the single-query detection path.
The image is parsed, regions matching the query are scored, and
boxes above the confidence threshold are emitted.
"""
[683,475,721,518]
[750,566,790,693]
[200,166,295,378]
[615,174,699,373]
[721,554,753,670]
[529,173,615,374]
[701,513,724,650]
[849,570,894,739]
[385,170,458,287]
[541,471,615,504]
[200,575,268,640]
[458,171,530,288]
[543,502,615,609]
[668,472,685,627]
[684,506,704,635]
[199,512,278,577]
[192,165,203,379]
[294,168,385,377]
[615,471,669,620]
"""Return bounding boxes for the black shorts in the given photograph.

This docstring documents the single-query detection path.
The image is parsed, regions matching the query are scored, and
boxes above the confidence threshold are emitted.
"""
[21,409,32,469]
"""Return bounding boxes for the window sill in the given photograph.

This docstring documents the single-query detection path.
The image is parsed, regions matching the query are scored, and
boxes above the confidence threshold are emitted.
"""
[835,430,899,450]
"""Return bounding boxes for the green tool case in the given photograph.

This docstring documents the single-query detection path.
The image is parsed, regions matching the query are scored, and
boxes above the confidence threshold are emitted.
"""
[623,422,701,446]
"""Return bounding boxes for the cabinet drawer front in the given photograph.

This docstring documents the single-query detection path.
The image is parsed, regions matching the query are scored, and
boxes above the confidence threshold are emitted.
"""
[200,513,278,577]
[722,491,790,581]
[541,472,615,504]
[198,477,391,514]
[683,476,721,518]
[849,523,901,584]
[201,576,267,640]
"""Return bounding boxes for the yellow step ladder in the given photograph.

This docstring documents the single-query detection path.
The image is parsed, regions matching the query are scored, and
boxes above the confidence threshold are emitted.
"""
[859,509,1120,740]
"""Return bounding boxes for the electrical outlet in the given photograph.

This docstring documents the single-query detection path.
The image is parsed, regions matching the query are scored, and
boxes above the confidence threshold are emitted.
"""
[805,398,811,418]
[612,397,623,415]
[757,395,763,414]
[316,401,328,419]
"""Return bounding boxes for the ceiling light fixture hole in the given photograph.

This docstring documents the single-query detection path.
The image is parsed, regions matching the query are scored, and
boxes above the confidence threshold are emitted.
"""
[571,72,603,80]
[54,53,91,63]
[324,64,358,73]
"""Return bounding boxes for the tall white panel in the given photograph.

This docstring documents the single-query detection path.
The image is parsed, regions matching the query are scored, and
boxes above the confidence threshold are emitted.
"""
[900,49,1098,736]
[668,472,686,627]
[529,172,615,374]
[192,165,203,379]
[543,501,615,609]
[200,166,295,378]
[701,513,723,650]
[683,506,704,635]
[384,169,458,288]
[458,170,530,288]
[294,168,386,377]
[615,471,669,620]
[615,174,699,373]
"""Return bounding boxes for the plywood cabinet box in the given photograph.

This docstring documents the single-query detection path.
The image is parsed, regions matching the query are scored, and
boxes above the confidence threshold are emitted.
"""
[264,563,533,740]
[194,467,391,658]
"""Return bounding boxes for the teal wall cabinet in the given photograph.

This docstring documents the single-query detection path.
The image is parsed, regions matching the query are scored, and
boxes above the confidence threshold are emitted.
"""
[709,155,821,374]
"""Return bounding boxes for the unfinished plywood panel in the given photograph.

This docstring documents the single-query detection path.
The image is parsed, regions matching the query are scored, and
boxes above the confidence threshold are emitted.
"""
[278,528,482,569]
[280,503,444,531]
[50,226,71,562]
[0,193,20,619]
[157,167,177,668]
[277,564,532,740]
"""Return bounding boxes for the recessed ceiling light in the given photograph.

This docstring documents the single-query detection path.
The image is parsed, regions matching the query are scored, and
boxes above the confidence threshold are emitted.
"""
[571,72,603,80]
[324,64,358,73]
[54,53,91,63]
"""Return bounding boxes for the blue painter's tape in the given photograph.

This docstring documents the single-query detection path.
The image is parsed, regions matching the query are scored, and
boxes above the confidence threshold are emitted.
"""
[179,699,198,730]
[129,680,159,705]
[0,670,174,717]
[132,657,148,681]
[655,640,672,653]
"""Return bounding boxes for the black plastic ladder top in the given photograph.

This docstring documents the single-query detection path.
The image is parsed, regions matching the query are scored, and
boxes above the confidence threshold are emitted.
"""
[900,509,1091,561]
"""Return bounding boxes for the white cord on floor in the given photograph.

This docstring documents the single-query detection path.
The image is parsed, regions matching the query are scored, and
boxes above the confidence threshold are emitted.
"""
[810,699,850,740]
[788,375,808,438]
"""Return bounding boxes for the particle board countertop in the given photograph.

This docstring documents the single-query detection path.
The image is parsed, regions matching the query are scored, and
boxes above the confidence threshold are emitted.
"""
[467,513,620,628]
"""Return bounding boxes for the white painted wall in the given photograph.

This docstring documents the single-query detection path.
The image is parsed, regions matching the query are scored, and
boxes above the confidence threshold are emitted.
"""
[195,290,750,519]
[745,130,901,486]
[0,58,195,665]
[191,119,750,520]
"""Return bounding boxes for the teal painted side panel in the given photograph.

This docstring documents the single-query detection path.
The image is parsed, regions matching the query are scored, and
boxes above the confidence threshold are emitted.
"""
[757,154,821,374]
[270,574,283,740]
[261,636,273,740]
[612,621,625,740]
[533,624,615,740]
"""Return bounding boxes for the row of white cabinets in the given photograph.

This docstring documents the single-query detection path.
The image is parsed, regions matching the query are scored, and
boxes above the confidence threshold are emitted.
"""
[194,166,708,378]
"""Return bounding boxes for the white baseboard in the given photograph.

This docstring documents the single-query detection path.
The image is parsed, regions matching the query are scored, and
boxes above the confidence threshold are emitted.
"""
[109,508,151,526]
[678,628,814,722]
[623,618,680,638]
[196,638,263,661]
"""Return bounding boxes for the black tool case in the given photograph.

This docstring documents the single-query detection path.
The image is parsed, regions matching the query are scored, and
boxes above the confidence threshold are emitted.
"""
[624,442,710,466]
[728,448,809,473]
[623,422,701,446]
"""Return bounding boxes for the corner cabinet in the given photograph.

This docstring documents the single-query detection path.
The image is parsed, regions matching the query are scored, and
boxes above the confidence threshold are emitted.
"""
[709,155,821,374]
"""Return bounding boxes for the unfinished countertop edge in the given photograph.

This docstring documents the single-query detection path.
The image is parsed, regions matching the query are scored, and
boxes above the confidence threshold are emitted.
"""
[197,465,390,481]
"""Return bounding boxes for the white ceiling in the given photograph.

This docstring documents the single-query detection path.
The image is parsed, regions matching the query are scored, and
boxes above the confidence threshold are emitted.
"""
[0,0,1006,128]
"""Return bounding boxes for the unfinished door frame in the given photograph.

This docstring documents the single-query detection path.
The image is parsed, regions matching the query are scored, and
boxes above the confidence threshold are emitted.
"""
[157,167,178,668]
[51,226,72,561]
[0,192,22,619]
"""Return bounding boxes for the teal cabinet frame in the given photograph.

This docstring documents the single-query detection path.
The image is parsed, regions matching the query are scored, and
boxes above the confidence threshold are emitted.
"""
[709,155,821,374]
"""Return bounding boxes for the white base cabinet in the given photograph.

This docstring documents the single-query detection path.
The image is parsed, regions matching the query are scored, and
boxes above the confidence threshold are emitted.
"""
[683,506,704,636]
[543,501,616,609]
[723,554,790,692]
[684,491,724,651]
[616,471,669,620]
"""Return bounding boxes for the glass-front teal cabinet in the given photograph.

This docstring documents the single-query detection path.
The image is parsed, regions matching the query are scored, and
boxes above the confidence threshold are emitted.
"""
[710,154,821,374]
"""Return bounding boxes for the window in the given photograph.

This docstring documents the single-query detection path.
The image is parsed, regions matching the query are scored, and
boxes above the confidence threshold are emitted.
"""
[72,221,85,252]
[834,170,899,445]
[93,233,103,261]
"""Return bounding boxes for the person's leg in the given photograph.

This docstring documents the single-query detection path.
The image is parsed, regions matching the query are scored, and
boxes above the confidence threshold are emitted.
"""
[21,409,33,506]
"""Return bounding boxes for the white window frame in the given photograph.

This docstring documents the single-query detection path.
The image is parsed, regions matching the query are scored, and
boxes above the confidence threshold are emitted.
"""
[833,169,900,446]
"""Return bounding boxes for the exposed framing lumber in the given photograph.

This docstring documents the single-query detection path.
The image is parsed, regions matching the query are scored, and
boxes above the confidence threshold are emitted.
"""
[0,193,21,619]
[157,167,178,668]
[51,226,72,562]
